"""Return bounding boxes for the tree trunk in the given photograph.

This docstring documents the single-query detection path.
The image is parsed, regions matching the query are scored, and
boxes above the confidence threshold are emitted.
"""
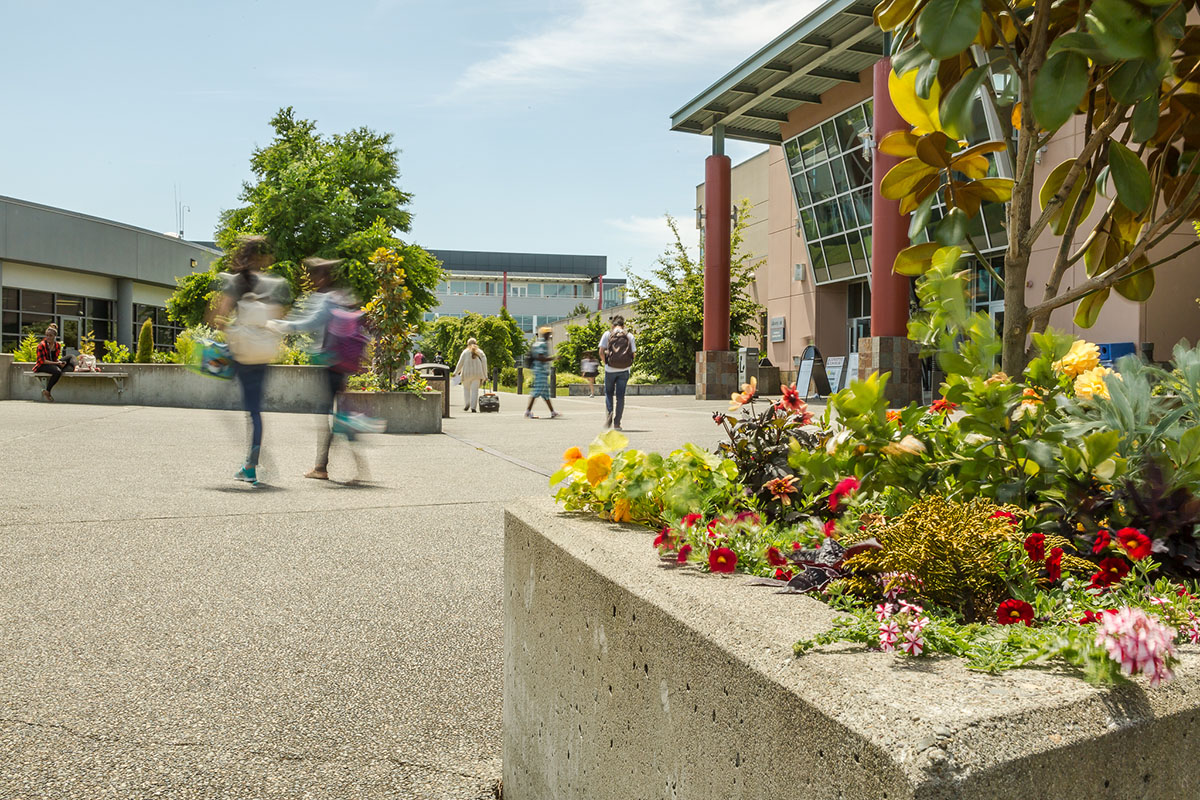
[1001,249,1031,375]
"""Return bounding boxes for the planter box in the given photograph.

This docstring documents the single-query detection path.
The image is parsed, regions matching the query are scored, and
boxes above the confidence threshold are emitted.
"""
[504,497,1200,799]
[3,361,441,433]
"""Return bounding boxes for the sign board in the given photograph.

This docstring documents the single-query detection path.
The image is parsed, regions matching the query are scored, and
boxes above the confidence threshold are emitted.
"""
[794,345,832,400]
[826,356,846,393]
[846,352,859,387]
[769,316,786,343]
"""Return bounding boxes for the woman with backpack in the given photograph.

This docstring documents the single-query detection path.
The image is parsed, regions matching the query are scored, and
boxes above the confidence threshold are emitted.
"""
[210,235,289,486]
[598,315,636,431]
[267,257,368,481]
[453,338,489,412]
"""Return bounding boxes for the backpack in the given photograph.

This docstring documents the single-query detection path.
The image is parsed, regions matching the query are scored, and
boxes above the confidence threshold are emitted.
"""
[226,294,283,365]
[605,329,634,369]
[324,306,370,374]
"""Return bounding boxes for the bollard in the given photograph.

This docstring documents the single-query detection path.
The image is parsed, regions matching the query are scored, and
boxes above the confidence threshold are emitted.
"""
[516,367,523,394]
[550,366,557,397]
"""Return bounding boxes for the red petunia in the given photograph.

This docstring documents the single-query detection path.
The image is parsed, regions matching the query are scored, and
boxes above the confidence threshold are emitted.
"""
[1078,608,1119,625]
[1023,532,1046,563]
[1045,547,1063,582]
[676,544,693,563]
[653,527,671,549]
[997,598,1035,626]
[709,546,737,573]
[930,398,957,414]
[1090,557,1130,589]
[990,510,1018,525]
[1092,530,1112,554]
[773,568,794,582]
[823,519,837,537]
[766,546,788,567]
[1116,528,1151,561]
[791,541,801,550]
[828,477,861,511]
[681,513,704,529]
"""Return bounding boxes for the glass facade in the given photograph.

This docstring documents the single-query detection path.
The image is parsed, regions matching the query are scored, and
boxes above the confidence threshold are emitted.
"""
[436,279,597,299]
[785,101,874,285]
[2,287,115,355]
[133,304,183,350]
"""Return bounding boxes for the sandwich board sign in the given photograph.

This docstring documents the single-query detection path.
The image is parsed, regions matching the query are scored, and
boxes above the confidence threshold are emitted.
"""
[794,345,832,400]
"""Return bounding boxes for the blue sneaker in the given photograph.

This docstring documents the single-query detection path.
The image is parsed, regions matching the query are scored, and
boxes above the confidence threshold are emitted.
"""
[234,465,259,486]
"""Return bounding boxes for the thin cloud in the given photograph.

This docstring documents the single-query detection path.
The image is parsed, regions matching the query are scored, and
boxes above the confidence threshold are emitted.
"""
[453,0,816,96]
[609,213,700,255]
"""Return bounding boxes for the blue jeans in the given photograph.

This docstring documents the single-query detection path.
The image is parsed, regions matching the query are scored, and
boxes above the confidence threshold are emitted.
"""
[604,370,629,427]
[235,362,268,466]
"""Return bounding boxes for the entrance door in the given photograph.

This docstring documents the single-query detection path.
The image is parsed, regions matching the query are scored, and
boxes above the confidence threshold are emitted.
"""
[58,316,83,353]
[848,317,870,353]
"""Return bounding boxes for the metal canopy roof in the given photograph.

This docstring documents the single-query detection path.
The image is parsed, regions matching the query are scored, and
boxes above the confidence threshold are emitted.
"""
[670,0,885,145]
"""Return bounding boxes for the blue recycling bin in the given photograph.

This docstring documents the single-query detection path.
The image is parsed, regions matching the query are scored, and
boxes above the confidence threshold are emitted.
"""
[1098,342,1136,367]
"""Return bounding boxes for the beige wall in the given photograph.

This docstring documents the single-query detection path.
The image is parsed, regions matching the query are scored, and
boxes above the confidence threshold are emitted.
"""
[695,61,1200,371]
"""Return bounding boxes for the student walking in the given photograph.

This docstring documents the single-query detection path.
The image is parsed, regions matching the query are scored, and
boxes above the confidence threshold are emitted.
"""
[525,327,560,419]
[210,235,289,486]
[34,324,75,402]
[580,350,599,398]
[599,315,636,430]
[268,257,369,482]
[453,338,489,412]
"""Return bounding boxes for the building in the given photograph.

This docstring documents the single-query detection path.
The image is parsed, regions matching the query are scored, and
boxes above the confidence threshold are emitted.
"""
[425,249,626,335]
[673,0,1200,397]
[0,196,219,356]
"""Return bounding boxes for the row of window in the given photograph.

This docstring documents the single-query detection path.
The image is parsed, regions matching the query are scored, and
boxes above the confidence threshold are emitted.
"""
[438,280,598,299]
[1,288,180,356]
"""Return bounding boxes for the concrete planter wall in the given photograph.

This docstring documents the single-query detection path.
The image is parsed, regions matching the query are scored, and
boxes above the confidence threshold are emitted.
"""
[504,497,1200,799]
[568,383,696,397]
[3,361,441,433]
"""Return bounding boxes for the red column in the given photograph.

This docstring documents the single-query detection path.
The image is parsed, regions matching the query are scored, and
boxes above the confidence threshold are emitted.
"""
[501,271,508,309]
[597,275,603,312]
[703,154,732,350]
[870,58,911,337]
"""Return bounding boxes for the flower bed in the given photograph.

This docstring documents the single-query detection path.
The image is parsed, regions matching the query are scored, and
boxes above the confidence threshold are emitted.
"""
[552,318,1200,688]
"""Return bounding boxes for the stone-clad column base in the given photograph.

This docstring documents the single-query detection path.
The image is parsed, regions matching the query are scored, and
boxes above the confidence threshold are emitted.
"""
[694,350,737,401]
[857,335,922,406]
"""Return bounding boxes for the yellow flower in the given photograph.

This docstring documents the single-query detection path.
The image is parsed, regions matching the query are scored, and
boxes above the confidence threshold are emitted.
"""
[563,446,584,466]
[1073,365,1113,400]
[611,498,632,523]
[586,452,613,486]
[1053,340,1100,379]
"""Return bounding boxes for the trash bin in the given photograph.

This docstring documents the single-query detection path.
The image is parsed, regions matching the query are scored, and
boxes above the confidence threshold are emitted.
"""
[738,347,760,387]
[1098,342,1136,367]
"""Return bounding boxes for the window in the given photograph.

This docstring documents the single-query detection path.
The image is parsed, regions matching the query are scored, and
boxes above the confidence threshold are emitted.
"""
[1,288,118,356]
[133,304,183,350]
[602,284,624,308]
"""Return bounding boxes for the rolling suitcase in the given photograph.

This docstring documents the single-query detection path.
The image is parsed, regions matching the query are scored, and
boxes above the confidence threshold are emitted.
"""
[479,391,500,413]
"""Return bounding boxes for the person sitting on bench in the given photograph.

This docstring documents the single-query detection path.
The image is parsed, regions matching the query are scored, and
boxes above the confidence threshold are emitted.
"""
[34,324,75,402]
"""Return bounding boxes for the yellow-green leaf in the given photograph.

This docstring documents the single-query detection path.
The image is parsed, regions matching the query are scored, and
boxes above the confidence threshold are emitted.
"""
[1038,159,1097,236]
[1114,261,1154,300]
[971,177,1014,202]
[889,67,944,135]
[893,242,944,276]
[1074,287,1110,328]
[1109,140,1152,214]
[881,158,940,200]
[879,131,920,158]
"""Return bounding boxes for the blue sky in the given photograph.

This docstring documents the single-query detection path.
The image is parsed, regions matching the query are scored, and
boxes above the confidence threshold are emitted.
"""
[0,0,815,278]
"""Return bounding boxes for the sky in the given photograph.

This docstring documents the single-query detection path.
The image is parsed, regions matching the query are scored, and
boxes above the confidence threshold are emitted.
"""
[0,0,817,280]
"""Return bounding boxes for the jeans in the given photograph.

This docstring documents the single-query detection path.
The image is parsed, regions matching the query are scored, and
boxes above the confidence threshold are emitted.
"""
[235,362,268,466]
[35,355,76,392]
[317,369,351,470]
[604,370,629,426]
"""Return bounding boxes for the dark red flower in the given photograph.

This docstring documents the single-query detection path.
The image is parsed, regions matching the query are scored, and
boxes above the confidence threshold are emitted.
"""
[712,412,726,425]
[776,383,809,419]
[1116,528,1151,561]
[773,568,794,581]
[1090,557,1130,588]
[766,546,788,567]
[1092,530,1112,554]
[931,398,958,414]
[791,541,801,550]
[709,546,737,574]
[676,544,692,563]
[828,477,861,511]
[1023,532,1046,563]
[1045,547,1063,582]
[1078,608,1119,625]
[734,511,761,525]
[823,519,837,537]
[990,510,1018,525]
[997,598,1035,626]
[652,527,669,548]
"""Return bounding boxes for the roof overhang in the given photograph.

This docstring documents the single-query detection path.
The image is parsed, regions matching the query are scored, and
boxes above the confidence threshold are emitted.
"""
[670,0,884,145]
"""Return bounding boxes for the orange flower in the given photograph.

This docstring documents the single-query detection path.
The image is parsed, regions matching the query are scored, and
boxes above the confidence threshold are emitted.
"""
[764,474,799,506]
[562,446,584,465]
[886,410,902,424]
[611,498,632,523]
[585,452,613,486]
[729,376,757,411]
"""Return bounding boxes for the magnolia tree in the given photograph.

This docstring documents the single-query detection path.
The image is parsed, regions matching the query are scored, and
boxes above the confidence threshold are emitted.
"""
[875,0,1200,371]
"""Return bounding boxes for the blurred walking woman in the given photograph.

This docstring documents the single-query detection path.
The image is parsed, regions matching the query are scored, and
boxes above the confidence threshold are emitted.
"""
[210,235,289,486]
[454,338,489,412]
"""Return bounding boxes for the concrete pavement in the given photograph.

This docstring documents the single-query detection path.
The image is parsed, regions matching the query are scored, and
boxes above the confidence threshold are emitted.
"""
[0,388,810,798]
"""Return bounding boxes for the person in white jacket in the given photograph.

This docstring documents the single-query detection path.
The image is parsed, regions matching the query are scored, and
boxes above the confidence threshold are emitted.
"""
[453,338,489,412]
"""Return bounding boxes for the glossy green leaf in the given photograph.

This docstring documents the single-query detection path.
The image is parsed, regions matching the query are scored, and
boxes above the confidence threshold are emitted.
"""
[1109,60,1160,105]
[1074,287,1110,328]
[1130,96,1160,144]
[893,242,943,275]
[915,0,983,59]
[1114,262,1155,301]
[1031,52,1089,132]
[1087,0,1155,61]
[916,57,940,100]
[908,188,939,240]
[940,65,991,141]
[1047,31,1112,63]
[1109,140,1152,214]
[935,207,970,245]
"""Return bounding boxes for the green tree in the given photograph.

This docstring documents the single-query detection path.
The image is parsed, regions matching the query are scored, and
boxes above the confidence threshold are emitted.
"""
[626,201,763,381]
[876,0,1200,372]
[135,318,154,363]
[555,313,607,374]
[569,301,594,318]
[364,247,415,391]
[168,107,441,326]
[421,311,526,373]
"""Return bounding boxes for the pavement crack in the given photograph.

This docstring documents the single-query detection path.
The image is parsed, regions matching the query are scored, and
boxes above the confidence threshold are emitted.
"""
[440,431,552,477]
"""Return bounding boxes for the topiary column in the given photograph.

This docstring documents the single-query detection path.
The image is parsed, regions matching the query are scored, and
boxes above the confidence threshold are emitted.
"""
[135,318,154,363]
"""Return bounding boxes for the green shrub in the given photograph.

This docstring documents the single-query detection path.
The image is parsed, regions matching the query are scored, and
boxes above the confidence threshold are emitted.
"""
[13,333,38,362]
[151,349,178,364]
[135,318,154,363]
[102,341,131,364]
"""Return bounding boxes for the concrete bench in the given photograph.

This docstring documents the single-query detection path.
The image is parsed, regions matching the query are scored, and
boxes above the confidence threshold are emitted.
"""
[24,371,129,396]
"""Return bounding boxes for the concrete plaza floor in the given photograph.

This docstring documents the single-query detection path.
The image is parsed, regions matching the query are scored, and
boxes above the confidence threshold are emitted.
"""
[0,389,798,798]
